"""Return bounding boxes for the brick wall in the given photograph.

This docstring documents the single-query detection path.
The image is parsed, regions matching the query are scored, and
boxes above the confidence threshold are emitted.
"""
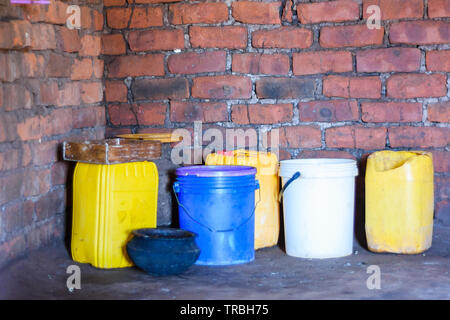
[103,0,449,225]
[0,0,105,267]
[0,0,449,268]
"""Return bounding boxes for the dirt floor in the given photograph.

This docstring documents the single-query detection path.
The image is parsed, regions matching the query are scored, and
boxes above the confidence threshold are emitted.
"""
[1,224,449,300]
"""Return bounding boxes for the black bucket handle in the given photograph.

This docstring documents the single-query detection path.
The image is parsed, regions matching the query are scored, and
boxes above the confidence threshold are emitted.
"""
[173,181,260,233]
[278,171,301,202]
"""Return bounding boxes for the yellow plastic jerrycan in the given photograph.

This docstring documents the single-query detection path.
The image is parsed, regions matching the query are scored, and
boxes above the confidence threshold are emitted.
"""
[365,151,434,254]
[206,150,280,249]
[72,161,158,268]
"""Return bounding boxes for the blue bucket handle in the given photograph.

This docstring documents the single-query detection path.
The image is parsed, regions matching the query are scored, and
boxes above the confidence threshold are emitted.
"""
[173,181,260,233]
[278,171,301,202]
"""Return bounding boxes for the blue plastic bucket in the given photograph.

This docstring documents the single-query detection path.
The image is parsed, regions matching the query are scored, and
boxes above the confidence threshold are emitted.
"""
[174,165,259,266]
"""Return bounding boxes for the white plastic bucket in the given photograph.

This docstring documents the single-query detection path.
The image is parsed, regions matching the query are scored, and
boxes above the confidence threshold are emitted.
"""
[279,159,358,259]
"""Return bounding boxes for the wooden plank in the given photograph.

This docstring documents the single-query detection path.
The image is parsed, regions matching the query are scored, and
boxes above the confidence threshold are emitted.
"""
[63,138,162,164]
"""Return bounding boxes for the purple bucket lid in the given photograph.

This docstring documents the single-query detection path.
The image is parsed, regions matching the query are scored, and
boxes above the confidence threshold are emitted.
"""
[176,165,257,177]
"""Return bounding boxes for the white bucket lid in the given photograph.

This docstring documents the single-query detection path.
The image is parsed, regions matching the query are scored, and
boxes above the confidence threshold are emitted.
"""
[279,158,358,178]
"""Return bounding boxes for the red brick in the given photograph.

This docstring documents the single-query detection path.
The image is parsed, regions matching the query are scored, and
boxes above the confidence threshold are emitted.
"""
[134,0,182,3]
[190,26,247,49]
[80,35,101,57]
[16,116,41,141]
[428,102,450,123]
[293,51,352,75]
[46,0,69,24]
[73,106,105,129]
[357,48,421,73]
[93,10,103,31]
[280,126,322,148]
[105,80,128,102]
[232,1,281,24]
[80,6,92,30]
[432,150,450,173]
[426,50,450,72]
[135,103,167,125]
[386,74,447,98]
[323,75,381,99]
[51,162,69,186]
[326,126,387,149]
[2,200,34,233]
[298,0,360,23]
[104,0,126,5]
[256,78,316,99]
[22,168,51,197]
[31,24,56,50]
[29,140,58,166]
[101,34,126,55]
[0,172,23,206]
[108,104,135,126]
[129,29,185,51]
[40,108,73,137]
[106,7,131,29]
[363,0,423,20]
[0,148,20,171]
[130,7,164,28]
[109,103,167,126]
[252,27,313,49]
[170,101,228,123]
[390,21,450,45]
[90,58,102,79]
[169,3,229,24]
[81,82,103,104]
[34,189,65,222]
[0,113,18,143]
[132,78,189,100]
[40,81,81,107]
[0,20,32,49]
[428,0,450,18]
[232,53,290,75]
[232,104,293,124]
[58,27,81,53]
[282,0,293,23]
[389,127,449,148]
[192,76,252,99]
[46,53,72,78]
[299,100,359,122]
[320,25,384,48]
[362,102,422,123]
[168,51,226,74]
[297,150,356,160]
[0,85,2,108]
[71,58,93,80]
[22,52,45,78]
[2,84,33,111]
[107,55,165,78]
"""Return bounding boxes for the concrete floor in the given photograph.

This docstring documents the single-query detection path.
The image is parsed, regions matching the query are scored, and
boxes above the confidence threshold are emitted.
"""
[1,224,449,300]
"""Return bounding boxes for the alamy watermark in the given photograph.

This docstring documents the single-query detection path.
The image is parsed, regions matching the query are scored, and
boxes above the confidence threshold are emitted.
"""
[366,265,381,290]
[169,121,279,169]
[66,264,81,292]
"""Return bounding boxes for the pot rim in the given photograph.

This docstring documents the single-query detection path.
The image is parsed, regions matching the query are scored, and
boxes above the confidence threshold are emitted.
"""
[131,227,198,240]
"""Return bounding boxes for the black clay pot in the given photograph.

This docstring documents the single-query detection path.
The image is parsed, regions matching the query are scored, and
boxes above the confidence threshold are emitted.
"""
[126,227,200,276]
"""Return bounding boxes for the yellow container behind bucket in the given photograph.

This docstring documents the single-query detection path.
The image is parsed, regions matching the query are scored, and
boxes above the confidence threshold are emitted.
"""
[365,150,434,254]
[206,150,279,249]
[72,161,158,268]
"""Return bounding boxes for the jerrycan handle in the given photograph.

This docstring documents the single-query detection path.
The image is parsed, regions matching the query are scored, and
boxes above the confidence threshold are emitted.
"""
[278,171,301,202]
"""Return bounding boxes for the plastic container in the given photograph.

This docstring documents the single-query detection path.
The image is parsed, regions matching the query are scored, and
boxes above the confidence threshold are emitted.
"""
[365,151,434,254]
[279,159,358,259]
[205,150,279,249]
[71,161,158,268]
[174,166,259,265]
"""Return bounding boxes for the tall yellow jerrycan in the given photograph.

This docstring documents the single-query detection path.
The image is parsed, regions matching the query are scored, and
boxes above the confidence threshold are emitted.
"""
[72,162,158,268]
[365,151,434,254]
[206,150,280,249]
